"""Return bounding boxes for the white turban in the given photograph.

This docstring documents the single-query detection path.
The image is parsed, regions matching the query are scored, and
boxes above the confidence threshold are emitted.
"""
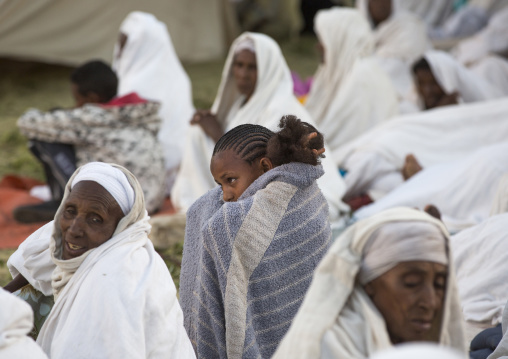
[71,162,135,215]
[234,37,255,54]
[359,221,448,284]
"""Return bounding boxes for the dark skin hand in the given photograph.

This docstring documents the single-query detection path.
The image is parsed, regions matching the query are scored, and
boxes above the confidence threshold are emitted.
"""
[302,132,325,157]
[3,273,29,293]
[190,110,224,143]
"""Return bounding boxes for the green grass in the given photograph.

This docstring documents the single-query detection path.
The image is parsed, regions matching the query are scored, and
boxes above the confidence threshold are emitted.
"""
[0,36,319,287]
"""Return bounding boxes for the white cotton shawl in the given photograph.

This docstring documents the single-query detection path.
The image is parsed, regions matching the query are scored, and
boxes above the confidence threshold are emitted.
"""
[490,173,508,216]
[113,11,194,192]
[454,6,508,66]
[8,164,195,359]
[0,288,48,359]
[451,213,508,334]
[335,97,508,200]
[272,207,466,359]
[424,50,503,103]
[171,32,349,224]
[355,142,508,233]
[470,55,508,96]
[305,8,398,159]
[371,343,466,359]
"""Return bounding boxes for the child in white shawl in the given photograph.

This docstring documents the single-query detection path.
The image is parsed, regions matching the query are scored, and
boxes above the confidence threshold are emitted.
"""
[171,32,349,225]
[305,7,398,163]
[113,11,194,193]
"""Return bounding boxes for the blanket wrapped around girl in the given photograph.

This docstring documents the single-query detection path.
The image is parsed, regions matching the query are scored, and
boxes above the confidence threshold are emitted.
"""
[179,116,332,358]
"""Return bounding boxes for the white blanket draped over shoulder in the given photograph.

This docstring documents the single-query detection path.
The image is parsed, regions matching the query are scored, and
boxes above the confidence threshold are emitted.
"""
[171,32,349,223]
[305,8,398,161]
[0,288,48,359]
[7,165,195,359]
[113,11,194,191]
[355,142,508,233]
[451,212,508,340]
[272,208,466,359]
[335,97,508,200]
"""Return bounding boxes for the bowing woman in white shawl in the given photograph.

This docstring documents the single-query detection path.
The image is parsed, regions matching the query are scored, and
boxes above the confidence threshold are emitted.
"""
[305,7,398,163]
[171,32,349,224]
[273,207,467,359]
[5,162,195,359]
[113,11,194,193]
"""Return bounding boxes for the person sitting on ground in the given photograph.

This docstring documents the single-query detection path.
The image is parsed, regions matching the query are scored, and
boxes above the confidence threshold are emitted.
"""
[272,207,466,359]
[113,11,194,193]
[304,7,398,162]
[412,51,502,110]
[14,60,165,223]
[180,116,332,358]
[4,162,195,359]
[171,32,349,225]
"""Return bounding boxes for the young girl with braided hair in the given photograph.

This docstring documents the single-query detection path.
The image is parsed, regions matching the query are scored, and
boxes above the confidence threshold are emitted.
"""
[180,115,331,358]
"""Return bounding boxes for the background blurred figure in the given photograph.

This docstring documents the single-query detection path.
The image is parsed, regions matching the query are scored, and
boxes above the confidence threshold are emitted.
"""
[113,11,194,194]
[305,7,398,161]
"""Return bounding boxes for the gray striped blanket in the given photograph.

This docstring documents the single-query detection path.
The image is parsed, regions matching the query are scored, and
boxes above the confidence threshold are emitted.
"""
[180,162,332,359]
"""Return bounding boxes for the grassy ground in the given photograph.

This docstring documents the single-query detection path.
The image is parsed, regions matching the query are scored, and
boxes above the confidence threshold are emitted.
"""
[0,36,319,287]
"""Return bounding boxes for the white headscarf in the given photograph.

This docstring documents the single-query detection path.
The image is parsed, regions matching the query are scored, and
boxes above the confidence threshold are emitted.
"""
[113,11,194,191]
[423,50,504,103]
[272,207,466,359]
[50,162,147,299]
[305,7,398,158]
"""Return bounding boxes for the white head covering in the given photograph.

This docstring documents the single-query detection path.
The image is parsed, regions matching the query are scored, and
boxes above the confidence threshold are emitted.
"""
[305,7,398,157]
[360,221,448,284]
[370,343,465,359]
[272,207,466,359]
[112,11,194,191]
[234,37,255,54]
[423,50,503,103]
[71,162,134,215]
[50,162,147,299]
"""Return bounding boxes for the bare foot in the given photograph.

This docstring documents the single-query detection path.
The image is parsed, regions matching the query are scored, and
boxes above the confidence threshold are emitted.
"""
[424,204,441,220]
[402,154,423,180]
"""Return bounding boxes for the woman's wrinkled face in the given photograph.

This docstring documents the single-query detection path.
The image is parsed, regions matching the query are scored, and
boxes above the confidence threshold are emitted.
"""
[364,261,447,344]
[232,50,257,101]
[210,149,266,202]
[414,68,452,110]
[368,0,392,27]
[60,181,124,260]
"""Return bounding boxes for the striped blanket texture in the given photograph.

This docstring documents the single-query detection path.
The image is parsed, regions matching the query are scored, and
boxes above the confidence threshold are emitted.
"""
[180,162,332,359]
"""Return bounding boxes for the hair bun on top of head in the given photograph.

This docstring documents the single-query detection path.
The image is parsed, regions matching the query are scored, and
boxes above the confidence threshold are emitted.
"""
[267,115,325,167]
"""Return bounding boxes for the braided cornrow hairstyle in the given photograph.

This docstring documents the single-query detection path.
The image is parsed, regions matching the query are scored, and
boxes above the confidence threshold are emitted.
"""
[213,124,275,164]
[266,115,325,167]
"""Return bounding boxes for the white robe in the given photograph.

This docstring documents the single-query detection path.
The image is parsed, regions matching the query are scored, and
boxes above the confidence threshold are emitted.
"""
[272,208,466,359]
[0,288,48,359]
[356,0,432,114]
[451,212,508,338]
[470,55,508,96]
[8,165,195,359]
[305,8,398,161]
[335,97,508,200]
[354,142,508,233]
[171,32,349,224]
[113,11,194,192]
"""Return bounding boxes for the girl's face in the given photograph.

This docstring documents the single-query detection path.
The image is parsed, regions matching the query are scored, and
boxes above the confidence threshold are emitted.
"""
[210,150,268,202]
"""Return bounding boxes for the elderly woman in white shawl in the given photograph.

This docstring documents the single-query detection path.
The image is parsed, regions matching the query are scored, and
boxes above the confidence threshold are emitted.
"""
[113,11,194,193]
[272,207,466,359]
[171,32,349,224]
[356,0,432,113]
[305,7,398,163]
[4,162,195,359]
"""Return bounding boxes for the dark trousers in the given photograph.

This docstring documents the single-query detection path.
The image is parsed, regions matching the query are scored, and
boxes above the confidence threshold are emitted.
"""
[29,140,77,202]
